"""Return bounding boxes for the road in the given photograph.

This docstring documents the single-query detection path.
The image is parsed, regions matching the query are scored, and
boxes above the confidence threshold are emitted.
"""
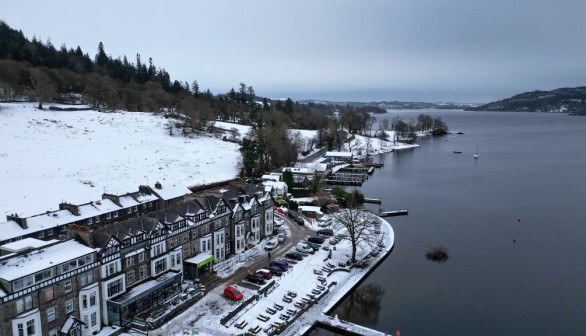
[200,212,315,291]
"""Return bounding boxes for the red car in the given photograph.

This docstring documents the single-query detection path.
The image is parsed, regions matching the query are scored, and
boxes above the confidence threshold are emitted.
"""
[223,286,243,301]
[273,206,289,215]
[255,269,273,280]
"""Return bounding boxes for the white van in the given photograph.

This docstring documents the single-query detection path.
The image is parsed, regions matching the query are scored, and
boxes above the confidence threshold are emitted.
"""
[296,242,314,254]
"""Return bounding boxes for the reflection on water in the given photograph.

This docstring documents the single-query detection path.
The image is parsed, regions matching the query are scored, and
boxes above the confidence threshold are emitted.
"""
[334,283,385,326]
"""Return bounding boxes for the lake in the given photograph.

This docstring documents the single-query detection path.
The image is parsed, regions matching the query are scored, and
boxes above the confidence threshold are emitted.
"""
[322,110,586,335]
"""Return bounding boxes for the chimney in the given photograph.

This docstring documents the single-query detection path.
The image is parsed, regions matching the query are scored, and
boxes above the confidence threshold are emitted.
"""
[155,182,162,190]
[139,185,152,194]
[59,202,80,216]
[66,224,95,247]
[7,214,28,229]
[102,193,121,206]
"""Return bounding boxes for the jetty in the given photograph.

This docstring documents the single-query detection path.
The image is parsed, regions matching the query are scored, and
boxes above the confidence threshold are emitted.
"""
[379,209,408,217]
[363,198,382,204]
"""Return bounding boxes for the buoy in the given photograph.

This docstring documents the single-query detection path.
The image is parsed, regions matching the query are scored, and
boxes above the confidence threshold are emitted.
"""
[518,219,521,222]
[513,240,516,243]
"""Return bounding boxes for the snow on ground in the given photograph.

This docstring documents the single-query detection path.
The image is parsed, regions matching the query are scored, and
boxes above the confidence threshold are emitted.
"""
[155,216,394,336]
[0,103,240,217]
[213,121,252,140]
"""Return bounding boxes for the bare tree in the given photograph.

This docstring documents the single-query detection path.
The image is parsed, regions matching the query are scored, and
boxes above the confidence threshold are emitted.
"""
[29,67,56,109]
[331,207,380,263]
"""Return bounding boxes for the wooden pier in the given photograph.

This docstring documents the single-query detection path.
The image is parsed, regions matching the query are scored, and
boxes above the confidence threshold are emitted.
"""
[364,162,384,168]
[363,198,382,204]
[379,209,408,217]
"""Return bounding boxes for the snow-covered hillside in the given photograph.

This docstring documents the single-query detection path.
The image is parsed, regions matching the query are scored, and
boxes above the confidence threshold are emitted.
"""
[0,103,241,217]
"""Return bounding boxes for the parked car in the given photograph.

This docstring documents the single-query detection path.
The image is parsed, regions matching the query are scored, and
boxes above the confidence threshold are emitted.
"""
[255,269,273,280]
[288,211,305,225]
[277,232,286,242]
[296,242,314,254]
[317,228,334,237]
[274,206,289,215]
[302,241,320,251]
[285,252,304,261]
[223,286,243,301]
[264,239,278,251]
[317,216,332,227]
[269,260,289,271]
[245,273,266,285]
[266,265,284,276]
[307,236,325,244]
[274,217,285,228]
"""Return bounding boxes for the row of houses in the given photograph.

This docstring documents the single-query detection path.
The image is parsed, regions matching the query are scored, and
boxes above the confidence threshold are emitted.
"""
[0,181,276,336]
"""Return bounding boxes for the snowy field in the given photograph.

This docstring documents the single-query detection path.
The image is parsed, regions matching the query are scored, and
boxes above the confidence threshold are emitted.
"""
[155,217,395,336]
[0,103,241,217]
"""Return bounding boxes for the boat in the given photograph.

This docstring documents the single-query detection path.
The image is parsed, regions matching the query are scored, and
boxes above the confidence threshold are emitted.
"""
[473,143,479,159]
[453,150,462,154]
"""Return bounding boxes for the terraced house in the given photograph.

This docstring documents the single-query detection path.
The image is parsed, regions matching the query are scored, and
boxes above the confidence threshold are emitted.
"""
[0,180,277,334]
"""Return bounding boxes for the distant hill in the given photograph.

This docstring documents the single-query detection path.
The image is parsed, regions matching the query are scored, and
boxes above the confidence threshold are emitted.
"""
[466,87,586,115]
[296,99,478,113]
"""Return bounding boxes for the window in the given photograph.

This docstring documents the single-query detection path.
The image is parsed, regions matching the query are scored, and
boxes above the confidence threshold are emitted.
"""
[126,257,133,267]
[148,202,153,208]
[63,279,72,293]
[80,271,93,287]
[15,295,32,313]
[89,292,96,307]
[127,271,134,285]
[139,265,146,280]
[87,218,92,225]
[47,228,53,236]
[38,231,44,238]
[66,299,74,313]
[113,211,119,218]
[106,212,111,220]
[44,286,54,301]
[107,279,123,297]
[49,329,58,336]
[183,247,188,258]
[91,312,97,327]
[26,319,35,335]
[154,258,167,274]
[225,243,231,254]
[138,251,145,262]
[127,208,132,214]
[47,306,56,322]
[183,233,189,243]
[82,294,88,309]
[132,206,137,213]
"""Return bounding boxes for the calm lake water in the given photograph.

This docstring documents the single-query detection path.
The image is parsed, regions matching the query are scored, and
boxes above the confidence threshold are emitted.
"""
[323,110,586,335]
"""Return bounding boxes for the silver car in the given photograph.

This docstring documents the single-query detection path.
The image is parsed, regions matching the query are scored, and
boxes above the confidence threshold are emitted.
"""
[277,232,286,242]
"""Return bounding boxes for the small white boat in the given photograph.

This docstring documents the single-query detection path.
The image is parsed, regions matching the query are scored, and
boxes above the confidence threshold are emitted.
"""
[473,143,479,159]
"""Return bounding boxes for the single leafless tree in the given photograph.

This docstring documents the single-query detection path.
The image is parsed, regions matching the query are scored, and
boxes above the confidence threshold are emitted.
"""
[330,206,381,263]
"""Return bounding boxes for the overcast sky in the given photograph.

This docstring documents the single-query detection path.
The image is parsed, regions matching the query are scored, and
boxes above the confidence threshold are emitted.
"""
[2,0,585,103]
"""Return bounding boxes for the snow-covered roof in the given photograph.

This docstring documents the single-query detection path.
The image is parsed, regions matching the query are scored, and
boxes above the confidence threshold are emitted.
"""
[0,240,96,281]
[261,174,280,182]
[262,181,287,190]
[282,167,315,175]
[77,199,120,218]
[0,238,59,253]
[134,192,159,203]
[331,164,350,174]
[325,151,353,158]
[151,184,191,200]
[298,205,322,213]
[118,195,140,208]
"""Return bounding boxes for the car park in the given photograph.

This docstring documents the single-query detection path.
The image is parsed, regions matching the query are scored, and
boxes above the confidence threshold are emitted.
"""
[255,269,273,280]
[266,266,283,276]
[269,260,289,271]
[318,228,334,237]
[307,236,325,244]
[223,286,243,301]
[245,273,266,285]
[277,232,286,242]
[285,252,304,261]
[264,239,278,251]
[296,242,314,254]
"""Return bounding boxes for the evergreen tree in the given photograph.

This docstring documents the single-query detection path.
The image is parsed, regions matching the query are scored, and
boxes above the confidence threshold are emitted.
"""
[96,42,108,66]
[191,80,200,98]
[284,98,294,114]
[262,98,270,111]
